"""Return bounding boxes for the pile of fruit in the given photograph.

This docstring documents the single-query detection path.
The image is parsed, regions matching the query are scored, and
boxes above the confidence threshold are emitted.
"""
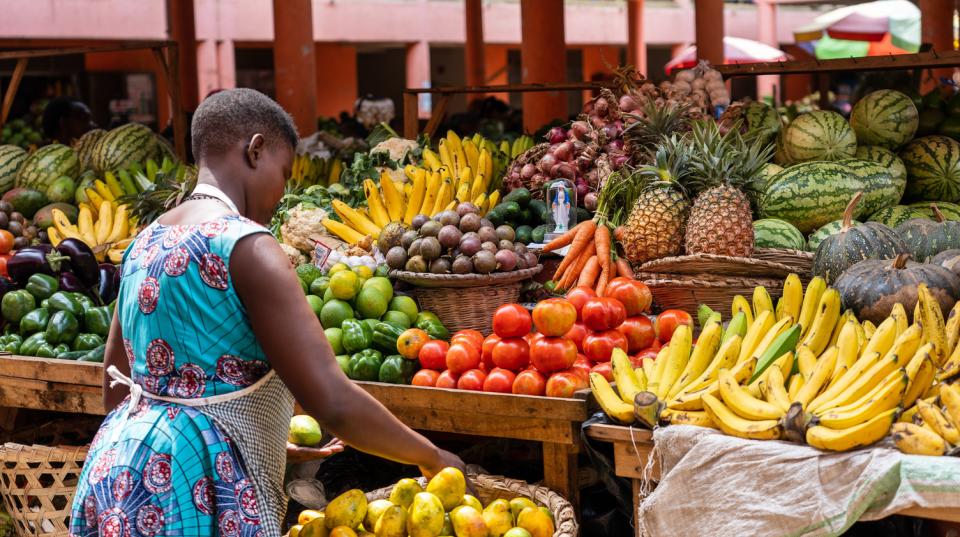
[288,467,555,537]
[0,117,43,149]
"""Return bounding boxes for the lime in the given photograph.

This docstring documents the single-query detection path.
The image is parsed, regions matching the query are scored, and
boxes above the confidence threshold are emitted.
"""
[381,310,412,329]
[353,265,374,279]
[288,415,322,446]
[323,287,335,303]
[310,276,330,296]
[374,264,390,277]
[320,299,354,329]
[296,264,323,287]
[389,295,419,324]
[362,276,394,303]
[356,288,389,319]
[324,327,344,354]
[299,278,309,294]
[329,270,359,300]
[335,355,351,376]
[327,262,349,276]
[415,310,439,325]
[305,295,324,319]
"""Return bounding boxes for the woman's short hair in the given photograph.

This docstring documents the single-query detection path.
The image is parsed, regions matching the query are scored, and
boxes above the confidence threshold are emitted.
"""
[191,88,298,160]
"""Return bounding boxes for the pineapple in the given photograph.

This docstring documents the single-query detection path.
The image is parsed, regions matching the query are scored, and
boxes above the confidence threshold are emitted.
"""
[119,162,197,226]
[622,100,693,163]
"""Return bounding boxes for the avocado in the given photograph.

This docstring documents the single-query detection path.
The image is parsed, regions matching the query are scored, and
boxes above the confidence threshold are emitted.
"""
[528,199,547,223]
[33,202,78,229]
[45,176,77,204]
[486,207,505,227]
[502,188,531,208]
[518,208,532,226]
[515,225,533,244]
[500,201,521,222]
[2,188,49,218]
[532,224,549,244]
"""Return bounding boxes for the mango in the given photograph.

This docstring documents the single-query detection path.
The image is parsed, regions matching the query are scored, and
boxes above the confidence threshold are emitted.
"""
[407,492,445,537]
[440,513,454,536]
[374,505,407,537]
[538,507,554,523]
[450,506,488,537]
[299,510,324,525]
[325,489,367,529]
[364,499,393,530]
[461,494,482,512]
[426,467,466,511]
[517,507,554,537]
[503,529,532,537]
[289,525,303,537]
[389,478,423,509]
[300,517,329,537]
[329,527,358,537]
[508,498,537,522]
[482,499,514,537]
[357,532,375,537]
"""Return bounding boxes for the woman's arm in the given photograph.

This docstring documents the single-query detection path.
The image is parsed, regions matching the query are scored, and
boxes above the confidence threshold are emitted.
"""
[231,234,464,477]
[102,308,131,412]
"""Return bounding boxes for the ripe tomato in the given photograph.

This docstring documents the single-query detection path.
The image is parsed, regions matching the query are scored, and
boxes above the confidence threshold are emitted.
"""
[571,355,592,381]
[532,298,577,336]
[545,371,589,398]
[590,362,614,382]
[418,340,450,370]
[482,367,516,393]
[446,343,481,374]
[411,369,441,387]
[581,297,627,331]
[436,370,459,389]
[563,322,588,352]
[492,304,533,338]
[565,286,597,321]
[397,328,430,360]
[491,338,530,371]
[582,329,628,363]
[530,337,578,374]
[451,329,484,351]
[481,334,501,370]
[0,254,10,278]
[632,348,659,368]
[605,278,653,316]
[657,309,694,343]
[617,315,656,353]
[0,230,14,254]
[512,369,546,396]
[457,369,487,391]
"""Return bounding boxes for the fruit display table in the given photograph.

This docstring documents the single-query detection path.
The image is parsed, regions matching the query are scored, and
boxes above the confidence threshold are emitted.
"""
[0,355,588,507]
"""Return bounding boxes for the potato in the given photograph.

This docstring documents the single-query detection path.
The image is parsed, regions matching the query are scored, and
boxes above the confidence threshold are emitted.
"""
[426,467,466,511]
[374,505,407,537]
[482,500,514,537]
[407,492,445,537]
[517,507,555,537]
[389,478,423,510]
[450,506,488,537]
[364,499,393,531]
[325,489,367,529]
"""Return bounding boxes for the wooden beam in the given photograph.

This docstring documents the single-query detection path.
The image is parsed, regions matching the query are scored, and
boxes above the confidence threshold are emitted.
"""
[405,81,612,95]
[422,94,450,139]
[153,46,188,161]
[403,92,419,139]
[273,0,319,135]
[714,51,960,77]
[627,0,646,75]
[166,0,200,111]
[0,40,174,61]
[0,58,27,127]
[464,0,485,102]
[520,0,567,132]
[694,0,724,66]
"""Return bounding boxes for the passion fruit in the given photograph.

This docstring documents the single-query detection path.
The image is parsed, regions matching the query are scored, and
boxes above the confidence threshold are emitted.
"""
[430,258,452,274]
[495,225,516,242]
[524,252,538,267]
[401,230,419,250]
[420,220,442,238]
[438,225,463,250]
[437,210,460,227]
[498,240,515,252]
[411,214,430,230]
[495,249,518,271]
[472,250,496,274]
[459,235,482,256]
[459,213,481,233]
[386,246,408,270]
[477,226,498,244]
[456,202,480,216]
[420,237,442,261]
[407,238,423,257]
[452,255,474,274]
[481,241,498,254]
[405,255,428,272]
[480,218,494,229]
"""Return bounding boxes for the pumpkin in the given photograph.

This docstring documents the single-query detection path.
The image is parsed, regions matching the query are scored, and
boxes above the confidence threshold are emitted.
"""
[812,192,909,284]
[894,204,960,262]
[931,248,960,279]
[835,254,960,324]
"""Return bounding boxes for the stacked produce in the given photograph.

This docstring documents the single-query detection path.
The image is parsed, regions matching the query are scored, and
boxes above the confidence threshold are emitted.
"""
[0,118,43,149]
[289,153,344,190]
[288,467,555,537]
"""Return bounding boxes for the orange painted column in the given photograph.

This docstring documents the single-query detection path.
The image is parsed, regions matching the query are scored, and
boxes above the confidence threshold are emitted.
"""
[167,0,199,111]
[755,0,779,101]
[694,0,724,67]
[272,0,318,135]
[626,0,646,76]
[520,0,566,133]
[406,41,432,120]
[920,0,956,91]
[465,0,485,102]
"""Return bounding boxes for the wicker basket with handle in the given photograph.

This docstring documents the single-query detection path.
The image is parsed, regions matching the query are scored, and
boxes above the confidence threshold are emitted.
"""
[0,443,89,536]
[637,272,785,317]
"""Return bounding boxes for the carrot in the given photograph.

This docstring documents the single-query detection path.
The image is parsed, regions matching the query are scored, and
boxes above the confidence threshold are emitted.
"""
[578,255,601,288]
[552,220,597,280]
[616,256,634,279]
[595,224,611,282]
[559,242,596,290]
[542,221,584,252]
[596,269,609,296]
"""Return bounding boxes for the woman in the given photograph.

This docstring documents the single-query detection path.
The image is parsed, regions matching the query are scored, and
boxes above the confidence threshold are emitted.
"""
[70,89,464,537]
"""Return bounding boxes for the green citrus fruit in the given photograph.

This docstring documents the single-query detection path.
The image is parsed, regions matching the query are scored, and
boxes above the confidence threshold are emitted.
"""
[356,288,389,319]
[389,295,419,324]
[375,264,390,277]
[352,265,374,279]
[362,276,394,303]
[324,327,344,354]
[320,299,354,329]
[329,270,359,300]
[288,415,322,446]
[305,295,323,319]
[309,276,330,296]
[327,263,349,276]
[381,310,412,329]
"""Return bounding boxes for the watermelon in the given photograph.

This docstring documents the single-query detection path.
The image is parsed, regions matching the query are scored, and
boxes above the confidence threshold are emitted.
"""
[743,102,781,146]
[15,144,79,191]
[71,128,106,171]
[0,145,27,195]
[899,135,960,203]
[753,219,805,250]
[773,130,794,166]
[92,123,160,174]
[908,201,960,221]
[837,158,903,216]
[807,219,860,252]
[2,188,48,218]
[759,161,867,234]
[849,89,919,150]
[867,205,928,228]
[784,110,858,163]
[855,145,907,185]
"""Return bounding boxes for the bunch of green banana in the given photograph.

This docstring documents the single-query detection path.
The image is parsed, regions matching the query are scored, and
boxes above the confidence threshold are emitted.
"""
[289,154,342,190]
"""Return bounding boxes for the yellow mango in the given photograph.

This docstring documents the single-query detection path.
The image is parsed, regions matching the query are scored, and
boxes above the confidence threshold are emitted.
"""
[450,506,489,537]
[374,505,407,537]
[325,489,367,529]
[538,507,554,523]
[440,513,454,536]
[508,498,537,522]
[357,532,375,537]
[299,510,324,525]
[503,529,533,537]
[426,467,467,511]
[364,499,393,531]
[482,500,514,537]
[461,494,482,512]
[389,478,423,509]
[517,507,555,537]
[329,528,358,537]
[289,525,303,537]
[300,517,329,537]
[407,492,445,537]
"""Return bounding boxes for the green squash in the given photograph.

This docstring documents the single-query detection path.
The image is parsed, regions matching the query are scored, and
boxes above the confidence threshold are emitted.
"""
[894,204,960,262]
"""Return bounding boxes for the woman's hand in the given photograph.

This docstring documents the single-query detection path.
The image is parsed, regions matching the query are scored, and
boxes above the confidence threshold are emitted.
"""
[286,438,345,464]
[418,447,467,479]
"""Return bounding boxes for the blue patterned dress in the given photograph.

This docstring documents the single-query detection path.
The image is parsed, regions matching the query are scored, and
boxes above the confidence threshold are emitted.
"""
[70,215,278,537]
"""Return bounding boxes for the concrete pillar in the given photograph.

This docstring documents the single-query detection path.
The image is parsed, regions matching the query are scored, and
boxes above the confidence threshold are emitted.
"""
[465,0,485,102]
[272,0,318,135]
[216,40,236,90]
[166,0,200,111]
[920,0,956,91]
[406,40,432,120]
[627,0,646,76]
[520,0,566,133]
[694,0,724,67]
[196,39,219,99]
[755,0,779,102]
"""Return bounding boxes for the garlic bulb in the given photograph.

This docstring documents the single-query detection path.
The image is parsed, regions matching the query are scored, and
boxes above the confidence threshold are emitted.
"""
[675,69,696,83]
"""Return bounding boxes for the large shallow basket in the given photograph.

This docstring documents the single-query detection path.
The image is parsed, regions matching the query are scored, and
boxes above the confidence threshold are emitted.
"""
[752,248,814,278]
[637,272,785,317]
[0,443,89,536]
[637,253,797,279]
[367,473,577,537]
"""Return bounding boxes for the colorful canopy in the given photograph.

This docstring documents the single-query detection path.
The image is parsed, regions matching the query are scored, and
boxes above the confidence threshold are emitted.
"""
[812,32,913,60]
[664,36,789,74]
[793,0,920,53]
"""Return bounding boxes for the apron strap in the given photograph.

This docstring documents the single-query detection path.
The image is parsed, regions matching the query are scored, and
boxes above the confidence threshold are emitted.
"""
[107,365,278,408]
[107,365,143,418]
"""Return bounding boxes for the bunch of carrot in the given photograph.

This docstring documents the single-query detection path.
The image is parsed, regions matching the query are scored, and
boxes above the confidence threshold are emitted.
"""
[542,219,633,295]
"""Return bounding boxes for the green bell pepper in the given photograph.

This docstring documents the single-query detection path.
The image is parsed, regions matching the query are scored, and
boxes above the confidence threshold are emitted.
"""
[84,306,111,337]
[372,322,404,354]
[0,334,22,354]
[79,344,105,363]
[2,290,36,323]
[347,349,383,381]
[73,333,104,352]
[72,293,95,314]
[416,317,449,341]
[47,292,83,317]
[341,318,373,353]
[24,274,58,301]
[19,308,50,335]
[19,332,47,356]
[45,310,79,345]
[57,349,89,360]
[335,355,351,376]
[53,343,69,355]
[34,342,57,358]
[378,355,418,384]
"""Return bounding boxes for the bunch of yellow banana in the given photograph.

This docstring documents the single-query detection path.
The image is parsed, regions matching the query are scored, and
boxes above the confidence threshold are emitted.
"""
[49,202,135,263]
[289,154,342,189]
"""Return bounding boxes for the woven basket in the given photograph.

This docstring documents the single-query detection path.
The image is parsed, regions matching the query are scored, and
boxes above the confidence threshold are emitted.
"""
[752,248,814,277]
[366,473,577,537]
[390,266,542,288]
[637,272,785,317]
[410,283,522,334]
[0,443,89,536]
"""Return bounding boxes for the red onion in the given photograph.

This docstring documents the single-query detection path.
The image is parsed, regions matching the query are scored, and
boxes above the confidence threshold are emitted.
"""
[531,173,546,186]
[601,123,621,141]
[585,168,599,186]
[595,98,610,118]
[547,127,567,144]
[521,163,537,179]
[554,141,574,161]
[606,139,624,152]
[572,140,586,154]
[510,171,521,182]
[612,154,630,169]
[538,153,558,174]
[570,120,590,140]
[551,162,576,180]
[619,94,638,112]
[583,192,598,211]
[591,116,606,129]
[575,178,590,200]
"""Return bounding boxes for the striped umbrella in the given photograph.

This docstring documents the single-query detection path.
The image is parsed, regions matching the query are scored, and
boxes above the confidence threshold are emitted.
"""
[664,36,789,74]
[793,0,920,54]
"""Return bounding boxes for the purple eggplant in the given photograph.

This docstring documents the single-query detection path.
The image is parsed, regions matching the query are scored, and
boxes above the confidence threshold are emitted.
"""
[98,264,118,304]
[47,239,100,288]
[0,277,15,301]
[7,245,54,286]
[58,271,87,293]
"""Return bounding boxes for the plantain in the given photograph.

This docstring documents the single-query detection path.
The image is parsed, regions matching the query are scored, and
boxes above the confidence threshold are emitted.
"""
[891,422,947,455]
[668,320,722,400]
[805,407,899,452]
[797,276,826,338]
[731,295,753,326]
[590,373,635,425]
[702,394,782,441]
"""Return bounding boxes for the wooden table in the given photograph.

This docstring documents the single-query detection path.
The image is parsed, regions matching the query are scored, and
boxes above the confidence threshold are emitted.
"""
[0,355,587,506]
